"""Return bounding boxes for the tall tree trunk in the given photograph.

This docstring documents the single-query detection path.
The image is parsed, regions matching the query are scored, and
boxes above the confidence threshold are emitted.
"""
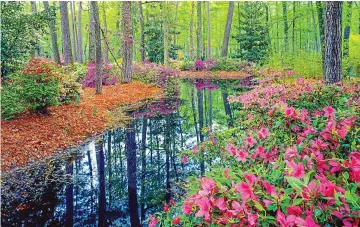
[77,2,83,63]
[191,86,200,143]
[190,2,195,59]
[121,2,133,83]
[221,1,235,57]
[325,2,342,84]
[292,2,296,55]
[163,3,169,67]
[70,1,77,62]
[208,90,212,130]
[31,1,42,57]
[265,3,271,50]
[165,115,171,202]
[60,1,73,65]
[96,139,106,227]
[126,121,141,227]
[91,1,102,94]
[140,117,147,222]
[174,2,179,45]
[317,2,326,78]
[222,89,233,128]
[102,2,109,62]
[89,4,96,62]
[310,2,319,52]
[43,1,61,64]
[107,131,112,209]
[197,1,203,60]
[138,2,145,61]
[65,160,74,227]
[197,88,205,176]
[343,2,353,57]
[282,2,289,52]
[116,2,122,58]
[207,2,211,58]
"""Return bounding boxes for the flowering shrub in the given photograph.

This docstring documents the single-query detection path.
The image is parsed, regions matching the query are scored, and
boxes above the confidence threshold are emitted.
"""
[180,58,256,73]
[80,62,117,88]
[149,75,360,226]
[57,73,81,104]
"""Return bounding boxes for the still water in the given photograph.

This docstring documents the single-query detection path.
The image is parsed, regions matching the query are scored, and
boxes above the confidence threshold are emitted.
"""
[1,79,249,226]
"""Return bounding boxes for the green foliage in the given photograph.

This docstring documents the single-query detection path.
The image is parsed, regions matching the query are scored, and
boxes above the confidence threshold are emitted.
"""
[0,2,55,76]
[62,63,87,82]
[232,2,269,63]
[57,74,81,104]
[1,80,26,120]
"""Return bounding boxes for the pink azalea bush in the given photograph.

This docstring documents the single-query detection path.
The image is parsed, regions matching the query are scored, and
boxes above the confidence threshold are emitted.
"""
[80,62,117,87]
[148,74,360,226]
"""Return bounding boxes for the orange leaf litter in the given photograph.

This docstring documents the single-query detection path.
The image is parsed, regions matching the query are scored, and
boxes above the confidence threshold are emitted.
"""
[1,81,160,172]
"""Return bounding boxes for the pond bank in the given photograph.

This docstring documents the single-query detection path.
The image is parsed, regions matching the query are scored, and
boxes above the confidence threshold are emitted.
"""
[1,81,160,172]
[179,70,251,80]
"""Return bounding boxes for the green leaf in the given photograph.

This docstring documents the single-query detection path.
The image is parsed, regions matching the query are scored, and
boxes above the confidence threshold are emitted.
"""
[293,198,303,206]
[285,176,305,193]
[253,201,265,211]
[304,171,314,185]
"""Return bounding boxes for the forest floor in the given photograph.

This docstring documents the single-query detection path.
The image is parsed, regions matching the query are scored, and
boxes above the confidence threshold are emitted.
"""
[179,70,250,80]
[1,81,160,172]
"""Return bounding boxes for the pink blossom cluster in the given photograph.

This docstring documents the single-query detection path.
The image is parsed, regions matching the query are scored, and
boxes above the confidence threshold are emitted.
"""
[80,62,117,87]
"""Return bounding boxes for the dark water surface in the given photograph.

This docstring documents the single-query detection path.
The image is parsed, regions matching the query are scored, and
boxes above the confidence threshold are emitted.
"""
[1,79,248,226]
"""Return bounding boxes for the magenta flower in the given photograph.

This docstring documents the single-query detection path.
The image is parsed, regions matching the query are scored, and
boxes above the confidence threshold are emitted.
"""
[214,197,227,211]
[323,106,335,118]
[245,136,256,148]
[181,155,187,164]
[195,197,211,220]
[235,149,247,162]
[284,145,298,160]
[201,177,216,193]
[262,180,278,196]
[286,160,305,178]
[284,107,297,118]
[257,127,270,139]
[149,214,158,227]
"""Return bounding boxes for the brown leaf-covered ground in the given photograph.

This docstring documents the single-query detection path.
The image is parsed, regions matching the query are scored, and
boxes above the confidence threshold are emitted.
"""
[1,81,160,172]
[179,70,251,80]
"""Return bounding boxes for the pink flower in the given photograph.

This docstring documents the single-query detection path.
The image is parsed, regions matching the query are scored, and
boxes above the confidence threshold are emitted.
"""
[193,146,199,153]
[257,127,270,139]
[276,210,296,227]
[245,136,256,147]
[243,173,257,185]
[323,106,335,117]
[223,168,230,179]
[227,143,237,156]
[262,180,278,196]
[235,181,256,200]
[214,197,227,211]
[284,145,298,160]
[163,202,169,212]
[195,197,211,220]
[183,197,194,215]
[287,206,302,216]
[149,214,158,227]
[171,216,181,225]
[286,160,305,178]
[284,107,297,118]
[201,177,216,193]
[247,213,258,226]
[181,155,187,164]
[236,149,247,162]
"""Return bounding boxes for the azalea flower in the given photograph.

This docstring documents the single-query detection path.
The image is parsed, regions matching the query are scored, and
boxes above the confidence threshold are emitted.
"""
[195,197,211,220]
[227,143,237,156]
[243,173,257,185]
[276,210,296,227]
[149,214,158,227]
[193,146,199,153]
[236,149,247,162]
[183,197,195,215]
[214,197,227,211]
[284,106,297,118]
[257,127,269,139]
[284,145,298,160]
[245,136,256,147]
[323,106,335,118]
[171,216,180,225]
[181,155,187,164]
[262,180,278,196]
[163,202,169,212]
[286,160,305,178]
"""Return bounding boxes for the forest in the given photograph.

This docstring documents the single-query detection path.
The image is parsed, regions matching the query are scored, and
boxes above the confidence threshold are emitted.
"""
[1,1,360,227]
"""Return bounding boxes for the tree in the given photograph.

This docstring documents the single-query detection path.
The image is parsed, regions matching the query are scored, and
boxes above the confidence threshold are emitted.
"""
[89,4,95,61]
[102,2,109,62]
[196,1,203,60]
[30,1,42,57]
[282,2,289,52]
[121,1,133,83]
[138,2,145,61]
[190,2,195,59]
[221,1,235,57]
[343,2,353,57]
[316,2,326,77]
[70,1,77,62]
[325,2,342,84]
[91,1,102,94]
[163,3,170,67]
[207,2,211,58]
[77,2,83,63]
[43,1,61,64]
[59,1,73,65]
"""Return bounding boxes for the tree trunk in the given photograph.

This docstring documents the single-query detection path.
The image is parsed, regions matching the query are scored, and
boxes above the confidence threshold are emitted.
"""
[60,1,73,65]
[96,139,106,227]
[190,2,195,59]
[197,1,203,60]
[282,2,289,52]
[31,1,42,57]
[107,131,112,209]
[163,3,169,67]
[207,2,211,58]
[65,161,74,227]
[317,2,326,78]
[343,2,353,57]
[222,89,233,128]
[89,4,96,62]
[77,2,83,63]
[197,88,205,176]
[126,121,141,227]
[165,115,171,202]
[116,2,122,58]
[191,86,200,143]
[102,2,109,62]
[208,90,212,130]
[325,1,342,84]
[292,2,296,55]
[43,1,61,64]
[91,1,102,94]
[121,1,133,83]
[221,1,235,57]
[140,117,147,222]
[138,2,145,61]
[70,1,77,62]
[310,2,319,52]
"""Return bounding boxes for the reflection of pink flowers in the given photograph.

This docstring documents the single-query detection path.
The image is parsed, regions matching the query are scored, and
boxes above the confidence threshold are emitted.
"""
[181,155,187,164]
[149,214,158,227]
[193,146,199,154]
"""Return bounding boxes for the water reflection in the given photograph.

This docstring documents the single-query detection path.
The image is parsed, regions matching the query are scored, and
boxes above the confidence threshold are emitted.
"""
[1,79,250,226]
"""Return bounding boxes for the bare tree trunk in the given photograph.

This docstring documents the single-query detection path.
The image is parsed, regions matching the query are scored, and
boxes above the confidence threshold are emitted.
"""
[208,90,212,130]
[91,1,102,94]
[310,2,319,52]
[65,161,74,227]
[207,2,211,58]
[102,2,109,63]
[222,89,233,128]
[165,115,171,202]
[96,139,106,227]
[30,1,42,57]
[125,121,141,227]
[190,2,195,59]
[325,1,342,84]
[282,2,289,52]
[121,1,133,83]
[343,2,353,57]
[317,2,326,77]
[197,88,205,176]
[221,1,235,57]
[138,2,145,61]
[89,4,96,62]
[70,1,77,62]
[77,2,83,63]
[116,2,122,58]
[44,1,61,64]
[60,1,73,65]
[140,117,147,222]
[191,86,200,143]
[196,1,203,60]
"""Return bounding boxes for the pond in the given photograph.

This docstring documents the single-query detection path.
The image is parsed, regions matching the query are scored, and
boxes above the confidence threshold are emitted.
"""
[1,79,250,226]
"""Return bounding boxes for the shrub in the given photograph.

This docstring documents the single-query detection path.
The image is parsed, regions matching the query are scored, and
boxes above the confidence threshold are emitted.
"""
[80,62,117,88]
[1,79,26,120]
[57,73,81,104]
[62,62,87,82]
[179,60,195,71]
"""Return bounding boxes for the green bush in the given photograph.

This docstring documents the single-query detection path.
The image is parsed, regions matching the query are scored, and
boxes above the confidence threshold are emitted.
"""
[57,73,81,104]
[1,80,26,120]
